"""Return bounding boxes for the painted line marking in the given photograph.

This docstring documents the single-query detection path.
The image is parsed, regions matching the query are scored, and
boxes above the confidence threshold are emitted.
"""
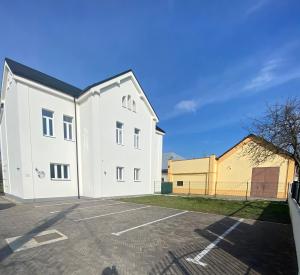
[49,202,126,214]
[73,206,151,222]
[34,199,109,208]
[186,218,244,267]
[111,210,188,236]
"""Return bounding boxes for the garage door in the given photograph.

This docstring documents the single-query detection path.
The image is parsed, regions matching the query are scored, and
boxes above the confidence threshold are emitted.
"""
[250,167,279,198]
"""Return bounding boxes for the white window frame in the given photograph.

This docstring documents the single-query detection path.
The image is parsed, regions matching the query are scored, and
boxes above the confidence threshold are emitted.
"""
[42,109,54,137]
[134,128,140,149]
[50,163,70,180]
[116,166,124,181]
[116,121,124,145]
[63,115,73,141]
[134,168,141,181]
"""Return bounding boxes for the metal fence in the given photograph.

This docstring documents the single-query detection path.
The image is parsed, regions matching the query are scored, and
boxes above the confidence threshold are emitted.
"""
[291,181,300,205]
[154,180,288,200]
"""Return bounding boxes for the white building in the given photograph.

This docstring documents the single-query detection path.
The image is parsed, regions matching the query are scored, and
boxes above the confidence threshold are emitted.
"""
[0,58,164,200]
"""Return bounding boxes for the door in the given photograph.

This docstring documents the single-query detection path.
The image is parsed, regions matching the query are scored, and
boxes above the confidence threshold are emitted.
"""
[250,167,279,198]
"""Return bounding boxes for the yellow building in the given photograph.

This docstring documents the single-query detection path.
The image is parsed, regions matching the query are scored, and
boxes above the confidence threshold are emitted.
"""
[168,135,295,199]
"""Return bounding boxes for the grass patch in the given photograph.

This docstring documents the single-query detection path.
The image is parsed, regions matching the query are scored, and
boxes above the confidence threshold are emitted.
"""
[120,195,290,224]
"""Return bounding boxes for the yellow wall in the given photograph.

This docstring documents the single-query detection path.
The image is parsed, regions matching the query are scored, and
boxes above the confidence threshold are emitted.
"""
[168,139,295,199]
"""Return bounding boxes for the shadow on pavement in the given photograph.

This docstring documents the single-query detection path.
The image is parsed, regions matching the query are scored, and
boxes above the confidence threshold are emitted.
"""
[0,204,79,263]
[150,201,298,274]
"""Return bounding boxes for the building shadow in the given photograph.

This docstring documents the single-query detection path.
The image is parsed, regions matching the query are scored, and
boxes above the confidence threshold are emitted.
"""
[150,201,298,274]
[0,203,79,263]
[0,201,15,210]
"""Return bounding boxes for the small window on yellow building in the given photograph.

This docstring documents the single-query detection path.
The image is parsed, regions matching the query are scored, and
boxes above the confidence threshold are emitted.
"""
[177,181,183,187]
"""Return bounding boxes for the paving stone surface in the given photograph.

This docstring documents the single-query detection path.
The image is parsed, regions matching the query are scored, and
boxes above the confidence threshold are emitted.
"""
[0,196,297,274]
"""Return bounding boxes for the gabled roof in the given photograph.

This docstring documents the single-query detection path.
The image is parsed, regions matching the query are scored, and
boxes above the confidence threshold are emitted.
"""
[156,125,165,134]
[5,58,82,97]
[217,134,293,161]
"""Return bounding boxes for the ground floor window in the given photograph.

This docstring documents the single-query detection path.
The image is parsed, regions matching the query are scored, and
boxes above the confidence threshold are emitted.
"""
[116,167,124,181]
[177,181,183,187]
[50,163,70,180]
[134,168,141,181]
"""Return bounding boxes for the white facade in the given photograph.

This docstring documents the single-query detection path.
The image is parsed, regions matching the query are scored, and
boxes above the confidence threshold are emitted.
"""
[0,59,164,199]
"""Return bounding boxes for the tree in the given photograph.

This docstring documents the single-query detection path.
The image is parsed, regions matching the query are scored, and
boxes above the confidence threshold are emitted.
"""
[244,98,300,170]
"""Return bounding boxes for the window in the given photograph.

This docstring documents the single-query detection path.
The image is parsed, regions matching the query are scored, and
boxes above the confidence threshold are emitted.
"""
[134,168,140,181]
[42,109,54,136]
[63,115,73,140]
[132,100,136,112]
[177,181,183,187]
[134,128,140,149]
[116,167,124,181]
[50,163,70,180]
[116,122,123,145]
[127,95,131,110]
[122,96,127,108]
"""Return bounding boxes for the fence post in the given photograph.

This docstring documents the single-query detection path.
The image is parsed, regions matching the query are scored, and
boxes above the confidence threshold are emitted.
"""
[189,181,191,196]
[246,181,249,201]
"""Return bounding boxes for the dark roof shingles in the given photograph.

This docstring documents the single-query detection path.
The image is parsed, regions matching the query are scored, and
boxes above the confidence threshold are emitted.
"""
[5,58,82,97]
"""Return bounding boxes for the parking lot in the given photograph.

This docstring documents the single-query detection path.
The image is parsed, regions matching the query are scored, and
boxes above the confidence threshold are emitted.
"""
[0,196,297,275]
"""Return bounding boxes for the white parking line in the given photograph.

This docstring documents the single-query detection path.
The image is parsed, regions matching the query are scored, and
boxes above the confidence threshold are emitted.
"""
[34,199,108,208]
[186,218,244,267]
[111,210,188,236]
[49,202,126,214]
[73,206,151,222]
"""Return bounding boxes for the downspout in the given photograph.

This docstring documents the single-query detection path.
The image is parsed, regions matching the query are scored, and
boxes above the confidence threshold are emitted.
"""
[74,97,80,199]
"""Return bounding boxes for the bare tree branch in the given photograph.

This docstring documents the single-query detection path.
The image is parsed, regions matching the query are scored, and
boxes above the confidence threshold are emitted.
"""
[243,98,300,169]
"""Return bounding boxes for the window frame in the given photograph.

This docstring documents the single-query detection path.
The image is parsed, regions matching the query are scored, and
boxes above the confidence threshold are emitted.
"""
[63,115,73,141]
[116,166,124,182]
[134,168,141,182]
[116,121,124,145]
[177,181,183,187]
[50,163,70,180]
[134,128,140,149]
[42,109,54,137]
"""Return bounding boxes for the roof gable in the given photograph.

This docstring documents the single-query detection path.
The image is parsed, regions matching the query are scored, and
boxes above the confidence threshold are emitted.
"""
[217,134,293,162]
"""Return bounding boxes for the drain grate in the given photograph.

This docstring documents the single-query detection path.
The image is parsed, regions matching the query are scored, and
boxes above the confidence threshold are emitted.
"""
[33,232,62,243]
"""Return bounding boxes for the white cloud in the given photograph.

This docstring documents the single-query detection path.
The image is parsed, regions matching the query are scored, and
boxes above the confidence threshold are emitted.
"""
[245,0,268,16]
[162,42,300,121]
[175,100,198,113]
[244,58,282,90]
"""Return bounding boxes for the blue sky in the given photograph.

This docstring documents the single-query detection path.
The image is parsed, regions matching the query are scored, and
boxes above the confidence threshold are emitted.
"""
[1,0,300,158]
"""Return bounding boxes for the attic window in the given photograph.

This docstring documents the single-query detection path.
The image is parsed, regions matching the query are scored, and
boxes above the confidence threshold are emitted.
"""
[122,96,126,108]
[132,100,136,112]
[127,95,132,110]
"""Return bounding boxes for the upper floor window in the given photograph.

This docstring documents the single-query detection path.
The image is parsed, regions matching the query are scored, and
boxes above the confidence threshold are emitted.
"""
[63,115,73,140]
[42,109,54,137]
[116,166,124,181]
[134,128,140,149]
[127,95,132,110]
[50,163,70,180]
[116,121,123,145]
[132,100,136,112]
[122,96,127,108]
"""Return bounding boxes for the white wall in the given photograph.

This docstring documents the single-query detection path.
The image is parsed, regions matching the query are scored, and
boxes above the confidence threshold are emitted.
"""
[78,77,160,197]
[1,77,23,197]
[288,193,300,270]
[23,83,78,198]
[1,69,163,199]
